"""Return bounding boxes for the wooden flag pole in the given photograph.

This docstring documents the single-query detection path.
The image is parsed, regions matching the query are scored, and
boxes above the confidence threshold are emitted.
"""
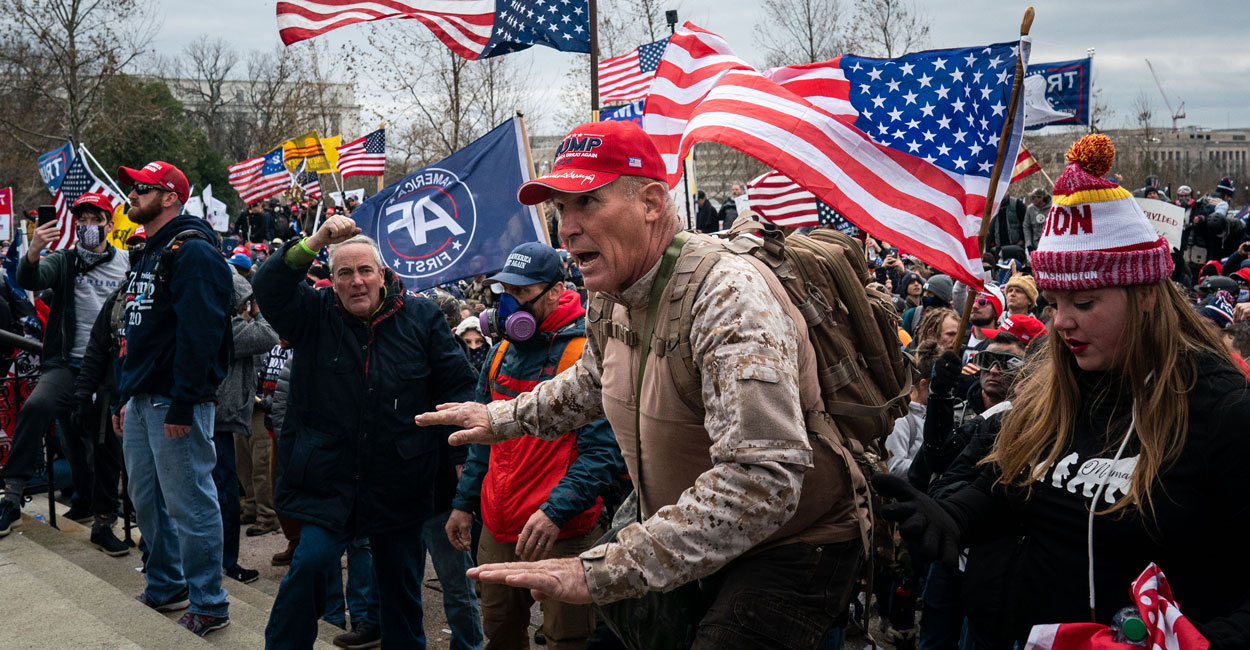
[953,6,1034,360]
[589,0,600,119]
[516,109,552,245]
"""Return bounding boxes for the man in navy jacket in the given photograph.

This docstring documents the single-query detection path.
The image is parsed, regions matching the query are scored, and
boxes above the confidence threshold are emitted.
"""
[254,214,477,649]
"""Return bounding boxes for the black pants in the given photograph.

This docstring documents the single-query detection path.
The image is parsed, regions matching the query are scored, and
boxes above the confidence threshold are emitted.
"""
[0,366,121,518]
[211,429,241,570]
[692,539,863,650]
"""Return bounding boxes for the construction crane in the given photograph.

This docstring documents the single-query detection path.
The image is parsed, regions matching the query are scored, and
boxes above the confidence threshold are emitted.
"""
[1145,58,1186,133]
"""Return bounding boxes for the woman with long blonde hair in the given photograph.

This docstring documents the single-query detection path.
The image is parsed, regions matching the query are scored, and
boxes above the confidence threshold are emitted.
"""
[875,135,1250,650]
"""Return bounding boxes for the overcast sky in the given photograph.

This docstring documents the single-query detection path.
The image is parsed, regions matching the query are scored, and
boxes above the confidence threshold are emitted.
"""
[152,0,1249,136]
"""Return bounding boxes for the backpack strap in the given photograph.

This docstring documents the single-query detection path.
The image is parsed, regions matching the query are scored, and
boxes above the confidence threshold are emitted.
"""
[556,337,586,374]
[652,234,727,417]
[154,229,216,297]
[586,294,638,349]
[486,341,510,393]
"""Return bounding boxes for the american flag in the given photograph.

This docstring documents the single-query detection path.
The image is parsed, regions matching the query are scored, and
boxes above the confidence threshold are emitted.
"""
[298,171,322,200]
[337,129,387,178]
[276,0,590,60]
[747,171,817,227]
[644,23,1029,290]
[817,200,858,235]
[598,38,669,105]
[1011,146,1041,183]
[228,148,291,205]
[50,154,119,251]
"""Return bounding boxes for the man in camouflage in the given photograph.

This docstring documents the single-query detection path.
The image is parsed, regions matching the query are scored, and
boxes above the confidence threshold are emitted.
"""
[417,121,866,649]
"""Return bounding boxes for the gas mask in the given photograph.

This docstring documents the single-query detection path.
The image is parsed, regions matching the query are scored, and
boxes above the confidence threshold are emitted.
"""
[480,280,556,342]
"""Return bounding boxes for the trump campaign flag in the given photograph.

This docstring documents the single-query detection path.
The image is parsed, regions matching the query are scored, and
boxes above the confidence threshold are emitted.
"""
[601,100,646,128]
[644,23,1029,290]
[37,143,75,195]
[1024,58,1090,128]
[349,118,544,292]
[277,0,590,60]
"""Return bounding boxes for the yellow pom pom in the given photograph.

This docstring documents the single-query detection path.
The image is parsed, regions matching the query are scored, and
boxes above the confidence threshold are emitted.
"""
[1065,134,1116,177]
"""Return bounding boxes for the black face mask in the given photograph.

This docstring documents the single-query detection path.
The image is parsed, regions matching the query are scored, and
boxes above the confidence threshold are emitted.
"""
[465,344,490,372]
[128,245,146,267]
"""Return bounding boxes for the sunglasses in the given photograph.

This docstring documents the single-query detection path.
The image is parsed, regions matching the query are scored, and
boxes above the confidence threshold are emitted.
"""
[131,183,169,195]
[972,349,1024,373]
[974,296,993,307]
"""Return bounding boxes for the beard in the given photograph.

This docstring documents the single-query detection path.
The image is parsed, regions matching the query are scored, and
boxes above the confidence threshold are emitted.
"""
[128,199,161,225]
[970,314,995,327]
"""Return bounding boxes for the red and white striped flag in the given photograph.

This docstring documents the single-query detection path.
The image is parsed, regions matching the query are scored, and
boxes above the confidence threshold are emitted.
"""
[1012,146,1042,183]
[276,0,494,57]
[598,38,670,105]
[643,23,1029,290]
[747,171,818,227]
[1025,564,1209,650]
[228,149,291,206]
[48,154,119,251]
[337,129,387,178]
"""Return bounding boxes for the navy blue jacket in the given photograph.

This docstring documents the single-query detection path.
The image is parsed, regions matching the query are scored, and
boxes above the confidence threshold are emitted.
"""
[117,215,232,426]
[253,241,477,535]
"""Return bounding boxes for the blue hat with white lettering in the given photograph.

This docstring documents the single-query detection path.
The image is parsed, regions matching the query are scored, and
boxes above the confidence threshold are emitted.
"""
[484,242,563,287]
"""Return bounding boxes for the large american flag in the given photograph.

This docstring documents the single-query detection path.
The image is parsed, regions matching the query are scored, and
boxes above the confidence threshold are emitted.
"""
[228,149,291,205]
[598,38,669,105]
[337,129,387,178]
[747,171,817,227]
[297,171,323,200]
[644,23,1028,289]
[50,154,119,251]
[276,0,590,60]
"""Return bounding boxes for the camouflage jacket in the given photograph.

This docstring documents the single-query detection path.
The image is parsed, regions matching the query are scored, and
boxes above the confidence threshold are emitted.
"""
[487,247,816,604]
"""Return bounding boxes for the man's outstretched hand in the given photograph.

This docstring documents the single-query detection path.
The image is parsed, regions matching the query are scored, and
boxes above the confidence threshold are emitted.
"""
[468,557,592,605]
[415,402,496,445]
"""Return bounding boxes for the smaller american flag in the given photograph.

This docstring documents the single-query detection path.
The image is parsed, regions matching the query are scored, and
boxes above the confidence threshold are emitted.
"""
[598,38,669,105]
[1011,146,1042,183]
[747,171,817,227]
[297,171,322,200]
[816,200,859,235]
[228,148,291,205]
[337,129,386,178]
[50,154,118,251]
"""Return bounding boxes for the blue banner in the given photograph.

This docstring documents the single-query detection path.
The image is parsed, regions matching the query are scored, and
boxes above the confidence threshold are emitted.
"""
[1024,58,1091,129]
[601,100,646,127]
[351,118,544,292]
[37,143,74,195]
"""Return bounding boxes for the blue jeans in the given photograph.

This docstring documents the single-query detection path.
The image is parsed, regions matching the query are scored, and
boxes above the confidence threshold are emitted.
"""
[122,395,228,618]
[211,430,242,571]
[323,537,380,628]
[267,524,423,649]
[417,511,482,650]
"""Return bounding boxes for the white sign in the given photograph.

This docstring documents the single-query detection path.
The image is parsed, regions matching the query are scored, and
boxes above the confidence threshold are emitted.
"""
[203,185,229,232]
[1136,198,1184,251]
[329,189,365,207]
[0,188,11,241]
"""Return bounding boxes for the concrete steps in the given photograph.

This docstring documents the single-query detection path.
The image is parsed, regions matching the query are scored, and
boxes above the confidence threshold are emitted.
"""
[2,508,340,650]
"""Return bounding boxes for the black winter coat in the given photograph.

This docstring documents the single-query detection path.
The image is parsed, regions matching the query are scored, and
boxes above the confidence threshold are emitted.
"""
[253,243,476,535]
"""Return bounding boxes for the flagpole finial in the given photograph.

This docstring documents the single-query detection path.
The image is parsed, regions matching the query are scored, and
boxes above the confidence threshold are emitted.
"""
[1021,7,1035,35]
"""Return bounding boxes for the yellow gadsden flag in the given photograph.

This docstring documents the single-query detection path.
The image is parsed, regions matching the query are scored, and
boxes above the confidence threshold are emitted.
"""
[107,203,137,249]
[283,130,330,172]
[317,135,341,173]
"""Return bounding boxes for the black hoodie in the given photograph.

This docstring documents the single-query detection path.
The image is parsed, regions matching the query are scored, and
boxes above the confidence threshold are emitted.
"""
[116,215,232,426]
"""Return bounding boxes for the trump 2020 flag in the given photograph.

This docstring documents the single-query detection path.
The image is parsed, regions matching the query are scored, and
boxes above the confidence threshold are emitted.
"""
[350,118,543,292]
[37,143,75,195]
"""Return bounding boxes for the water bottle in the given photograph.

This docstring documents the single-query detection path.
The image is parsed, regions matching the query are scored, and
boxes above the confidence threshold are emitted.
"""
[1111,606,1148,646]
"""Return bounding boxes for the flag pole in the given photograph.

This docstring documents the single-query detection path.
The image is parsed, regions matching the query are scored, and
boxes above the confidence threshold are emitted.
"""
[589,0,600,120]
[666,13,694,229]
[77,144,131,205]
[516,110,552,245]
[953,6,1034,360]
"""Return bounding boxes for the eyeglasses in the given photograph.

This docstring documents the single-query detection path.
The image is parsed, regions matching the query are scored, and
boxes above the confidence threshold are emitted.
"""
[972,349,1024,373]
[131,183,169,195]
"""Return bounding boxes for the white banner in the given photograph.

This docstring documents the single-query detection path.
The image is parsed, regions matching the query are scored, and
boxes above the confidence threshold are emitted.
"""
[329,188,365,207]
[1136,198,1185,251]
[204,185,229,232]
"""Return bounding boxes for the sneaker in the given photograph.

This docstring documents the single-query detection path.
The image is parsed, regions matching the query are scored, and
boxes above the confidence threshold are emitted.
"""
[333,621,381,649]
[62,505,94,523]
[0,501,20,537]
[135,588,190,612]
[271,541,297,566]
[178,611,230,637]
[245,521,279,537]
[90,525,130,557]
[225,566,259,584]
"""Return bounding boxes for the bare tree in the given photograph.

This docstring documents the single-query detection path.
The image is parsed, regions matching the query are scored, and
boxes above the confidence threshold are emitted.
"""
[165,37,238,151]
[755,0,852,67]
[0,0,153,147]
[848,0,930,58]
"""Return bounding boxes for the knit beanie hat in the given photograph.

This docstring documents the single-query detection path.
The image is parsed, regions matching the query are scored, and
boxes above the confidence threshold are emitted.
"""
[977,285,1005,317]
[1004,274,1038,304]
[1200,291,1235,328]
[1029,134,1173,291]
[1217,177,1236,196]
[922,274,953,303]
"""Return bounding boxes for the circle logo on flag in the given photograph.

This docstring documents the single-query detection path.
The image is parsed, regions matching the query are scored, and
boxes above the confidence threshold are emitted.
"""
[372,167,477,281]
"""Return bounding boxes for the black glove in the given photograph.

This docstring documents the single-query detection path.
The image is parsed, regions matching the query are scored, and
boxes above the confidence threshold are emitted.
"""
[69,397,94,435]
[872,474,962,570]
[929,351,963,399]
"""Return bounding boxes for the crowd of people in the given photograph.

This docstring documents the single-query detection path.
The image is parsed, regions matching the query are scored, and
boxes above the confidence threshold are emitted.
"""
[0,123,1246,650]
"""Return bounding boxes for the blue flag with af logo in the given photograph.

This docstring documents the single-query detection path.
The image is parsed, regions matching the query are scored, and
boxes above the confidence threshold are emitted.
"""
[351,118,545,293]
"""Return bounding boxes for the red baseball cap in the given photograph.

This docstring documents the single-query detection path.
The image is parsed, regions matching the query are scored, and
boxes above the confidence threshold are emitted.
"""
[117,161,190,203]
[980,314,1048,345]
[517,120,667,206]
[126,226,146,246]
[70,192,115,216]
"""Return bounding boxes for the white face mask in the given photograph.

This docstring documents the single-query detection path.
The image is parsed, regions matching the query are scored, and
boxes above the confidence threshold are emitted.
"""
[1239,288,1249,303]
[76,224,106,249]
